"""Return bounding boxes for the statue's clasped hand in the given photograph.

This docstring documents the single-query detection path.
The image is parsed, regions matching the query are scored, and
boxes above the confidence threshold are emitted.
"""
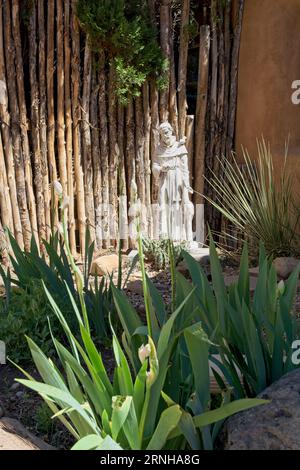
[162,163,175,172]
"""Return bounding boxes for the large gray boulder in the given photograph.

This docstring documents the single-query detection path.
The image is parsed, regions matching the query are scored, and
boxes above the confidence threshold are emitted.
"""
[219,369,300,450]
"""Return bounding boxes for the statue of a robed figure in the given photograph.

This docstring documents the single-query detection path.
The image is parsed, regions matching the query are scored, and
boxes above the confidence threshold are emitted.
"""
[152,122,195,244]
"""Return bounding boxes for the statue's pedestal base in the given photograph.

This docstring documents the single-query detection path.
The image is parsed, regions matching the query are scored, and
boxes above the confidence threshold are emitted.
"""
[186,245,210,263]
[185,240,201,250]
[176,245,210,275]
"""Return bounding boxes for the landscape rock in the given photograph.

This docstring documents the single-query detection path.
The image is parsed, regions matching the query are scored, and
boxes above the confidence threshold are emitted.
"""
[224,274,258,292]
[249,266,259,277]
[90,254,120,276]
[10,382,20,392]
[187,247,210,264]
[0,417,55,450]
[176,248,210,277]
[126,279,143,295]
[219,369,300,450]
[127,250,139,261]
[131,271,143,279]
[273,257,300,279]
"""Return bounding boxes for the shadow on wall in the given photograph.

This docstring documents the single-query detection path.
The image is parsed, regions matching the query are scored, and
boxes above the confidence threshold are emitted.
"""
[235,0,300,190]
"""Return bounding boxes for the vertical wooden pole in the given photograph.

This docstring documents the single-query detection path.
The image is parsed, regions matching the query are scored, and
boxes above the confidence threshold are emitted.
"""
[178,0,190,139]
[47,0,58,221]
[98,51,109,249]
[148,0,160,238]
[169,6,178,137]
[28,1,46,246]
[64,0,76,254]
[90,66,102,249]
[0,217,8,264]
[12,0,38,244]
[142,82,153,238]
[159,0,170,122]
[3,0,31,249]
[194,25,210,244]
[221,1,231,159]
[71,1,86,255]
[0,131,13,233]
[135,95,146,233]
[82,39,95,243]
[108,64,118,245]
[0,0,21,246]
[117,103,128,250]
[57,0,68,195]
[126,98,136,248]
[185,114,194,187]
[227,0,245,159]
[37,0,51,241]
[208,0,218,171]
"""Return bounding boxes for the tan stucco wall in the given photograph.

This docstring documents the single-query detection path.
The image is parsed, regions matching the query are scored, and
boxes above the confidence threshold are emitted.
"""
[235,0,300,185]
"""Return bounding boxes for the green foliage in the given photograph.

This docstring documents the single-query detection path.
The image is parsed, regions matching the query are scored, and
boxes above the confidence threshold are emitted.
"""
[16,284,266,450]
[0,228,115,352]
[183,237,300,397]
[0,280,68,363]
[205,139,300,258]
[14,224,266,450]
[76,0,168,104]
[35,402,57,436]
[142,237,186,270]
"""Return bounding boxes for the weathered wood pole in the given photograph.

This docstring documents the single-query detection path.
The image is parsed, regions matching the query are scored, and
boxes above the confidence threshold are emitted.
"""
[71,1,86,255]
[12,0,39,244]
[178,0,190,140]
[159,0,171,122]
[64,0,76,254]
[3,0,31,249]
[194,25,210,244]
[227,0,245,159]
[98,51,109,249]
[28,1,46,246]
[0,0,21,245]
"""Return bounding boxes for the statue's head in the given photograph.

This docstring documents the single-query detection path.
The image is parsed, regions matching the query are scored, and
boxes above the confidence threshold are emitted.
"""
[159,122,174,147]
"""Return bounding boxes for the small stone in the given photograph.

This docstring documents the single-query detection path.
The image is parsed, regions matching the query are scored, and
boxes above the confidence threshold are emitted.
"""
[273,257,300,279]
[10,382,20,392]
[176,247,211,277]
[153,282,166,291]
[137,304,146,315]
[187,247,210,264]
[90,254,120,276]
[224,274,257,292]
[15,391,24,399]
[176,261,189,276]
[131,271,143,279]
[126,279,143,295]
[249,266,259,277]
[128,250,139,261]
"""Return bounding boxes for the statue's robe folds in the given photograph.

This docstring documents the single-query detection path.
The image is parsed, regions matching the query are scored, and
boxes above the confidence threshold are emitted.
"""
[153,140,194,241]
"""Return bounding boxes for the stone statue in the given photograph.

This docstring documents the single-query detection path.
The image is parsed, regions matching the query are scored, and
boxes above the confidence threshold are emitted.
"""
[153,122,195,244]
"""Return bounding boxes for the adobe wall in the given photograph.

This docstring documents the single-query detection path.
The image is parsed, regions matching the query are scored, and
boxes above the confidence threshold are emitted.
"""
[235,0,300,187]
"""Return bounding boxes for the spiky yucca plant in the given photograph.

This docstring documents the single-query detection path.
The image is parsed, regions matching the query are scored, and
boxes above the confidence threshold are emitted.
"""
[206,139,300,257]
